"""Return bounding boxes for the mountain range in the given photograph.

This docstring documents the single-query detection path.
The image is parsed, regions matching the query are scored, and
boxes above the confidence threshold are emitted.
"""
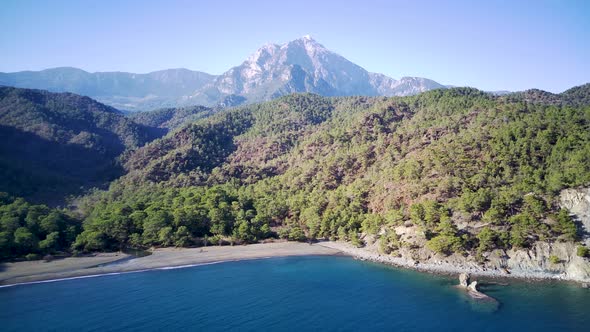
[0,36,445,111]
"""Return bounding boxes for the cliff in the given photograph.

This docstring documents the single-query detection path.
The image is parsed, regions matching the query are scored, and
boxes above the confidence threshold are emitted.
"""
[560,187,590,246]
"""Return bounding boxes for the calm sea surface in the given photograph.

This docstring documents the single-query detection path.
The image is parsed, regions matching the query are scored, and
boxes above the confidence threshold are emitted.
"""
[1,255,589,331]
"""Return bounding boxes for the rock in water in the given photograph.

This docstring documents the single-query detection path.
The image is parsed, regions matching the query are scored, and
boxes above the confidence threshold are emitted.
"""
[459,273,470,287]
[457,273,497,303]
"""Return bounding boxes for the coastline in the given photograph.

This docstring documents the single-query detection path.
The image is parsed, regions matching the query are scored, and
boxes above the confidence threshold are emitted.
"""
[1,240,589,288]
[0,242,340,287]
[317,241,590,284]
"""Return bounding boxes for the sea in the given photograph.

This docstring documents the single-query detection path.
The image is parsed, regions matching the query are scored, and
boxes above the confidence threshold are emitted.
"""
[1,255,589,331]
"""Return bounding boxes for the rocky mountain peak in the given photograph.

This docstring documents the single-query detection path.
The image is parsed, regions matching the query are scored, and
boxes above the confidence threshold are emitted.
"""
[245,43,280,65]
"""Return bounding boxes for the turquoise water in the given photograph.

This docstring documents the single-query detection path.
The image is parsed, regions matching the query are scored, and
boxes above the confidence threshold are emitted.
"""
[1,255,589,331]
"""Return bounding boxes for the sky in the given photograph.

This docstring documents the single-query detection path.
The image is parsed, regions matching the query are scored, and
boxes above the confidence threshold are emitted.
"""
[0,0,589,92]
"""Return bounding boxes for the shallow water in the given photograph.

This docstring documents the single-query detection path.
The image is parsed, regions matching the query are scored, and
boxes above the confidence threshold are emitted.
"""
[0,256,588,331]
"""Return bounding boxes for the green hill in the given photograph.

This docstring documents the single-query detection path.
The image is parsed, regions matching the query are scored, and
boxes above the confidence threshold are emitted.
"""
[74,84,590,256]
[0,87,160,203]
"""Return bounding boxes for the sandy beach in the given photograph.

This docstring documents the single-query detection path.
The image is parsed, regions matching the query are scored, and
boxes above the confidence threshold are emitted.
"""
[0,242,340,287]
[2,240,589,287]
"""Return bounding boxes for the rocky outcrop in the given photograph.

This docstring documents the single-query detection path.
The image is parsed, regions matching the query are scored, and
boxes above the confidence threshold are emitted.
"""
[459,273,469,287]
[467,281,479,292]
[457,273,495,301]
[560,187,590,245]
[321,239,590,283]
[498,242,590,281]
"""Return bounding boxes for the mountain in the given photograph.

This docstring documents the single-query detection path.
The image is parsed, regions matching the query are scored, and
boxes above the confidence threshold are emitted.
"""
[0,37,445,111]
[0,67,215,111]
[0,86,161,203]
[187,36,446,105]
[369,74,446,96]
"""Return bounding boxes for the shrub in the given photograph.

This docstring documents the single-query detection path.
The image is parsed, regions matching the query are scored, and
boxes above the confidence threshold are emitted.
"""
[277,228,290,239]
[25,253,40,261]
[577,246,589,258]
[288,227,306,242]
[476,227,497,253]
[379,230,400,254]
[426,235,463,255]
[549,255,560,264]
[427,218,464,255]
[174,226,192,247]
[509,212,538,248]
[208,235,222,246]
[361,214,384,235]
[409,203,425,226]
[349,231,364,248]
[337,227,348,241]
[553,209,578,242]
[128,233,144,248]
[72,230,106,252]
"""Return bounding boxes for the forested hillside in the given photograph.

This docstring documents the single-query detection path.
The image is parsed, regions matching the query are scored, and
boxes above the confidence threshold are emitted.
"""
[503,83,590,107]
[0,87,160,203]
[72,85,590,258]
[128,105,215,133]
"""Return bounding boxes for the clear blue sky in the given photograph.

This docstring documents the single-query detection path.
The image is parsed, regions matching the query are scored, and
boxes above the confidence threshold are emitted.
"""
[1,0,588,92]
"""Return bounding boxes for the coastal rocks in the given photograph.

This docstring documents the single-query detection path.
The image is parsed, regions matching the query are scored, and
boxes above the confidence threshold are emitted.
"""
[458,241,590,282]
[467,281,478,293]
[565,253,590,281]
[504,242,565,272]
[457,273,495,301]
[458,273,483,293]
[490,242,590,282]
[459,273,470,287]
[319,239,590,283]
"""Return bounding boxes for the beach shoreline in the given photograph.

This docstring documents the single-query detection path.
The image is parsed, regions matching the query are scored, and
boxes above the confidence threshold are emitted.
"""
[0,242,340,287]
[1,240,589,288]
